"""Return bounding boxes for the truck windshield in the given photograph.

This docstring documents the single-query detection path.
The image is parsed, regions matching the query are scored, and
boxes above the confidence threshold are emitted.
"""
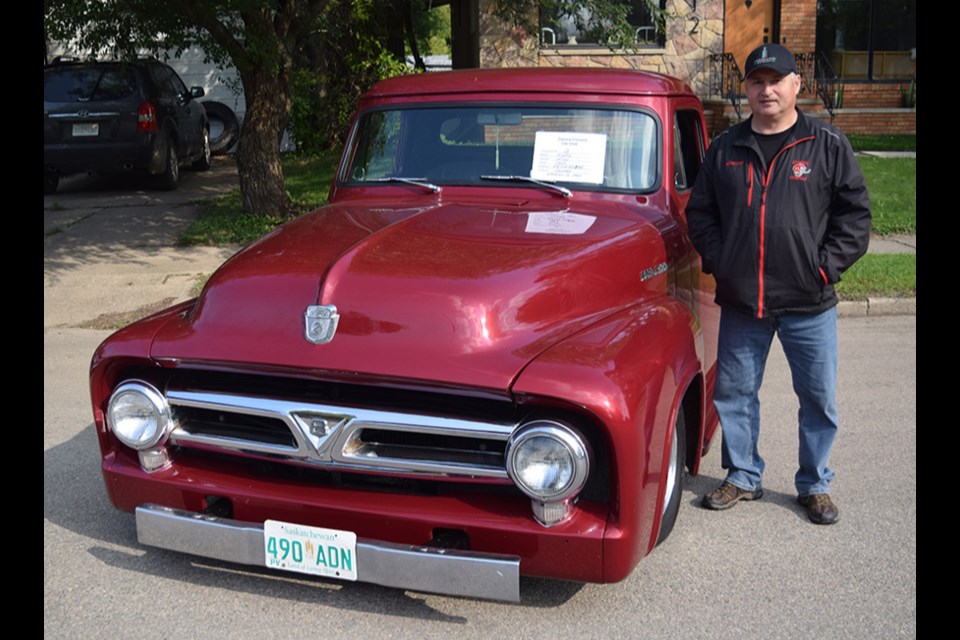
[343,106,659,192]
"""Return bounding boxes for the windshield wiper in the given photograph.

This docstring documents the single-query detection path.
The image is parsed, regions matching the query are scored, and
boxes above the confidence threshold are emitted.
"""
[366,176,441,194]
[480,175,572,198]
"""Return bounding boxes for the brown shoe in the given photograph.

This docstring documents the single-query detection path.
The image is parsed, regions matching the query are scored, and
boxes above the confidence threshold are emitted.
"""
[797,493,840,525]
[701,481,763,510]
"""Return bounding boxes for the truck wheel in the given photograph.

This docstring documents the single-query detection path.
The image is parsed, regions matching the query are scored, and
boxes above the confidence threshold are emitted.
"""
[656,409,685,545]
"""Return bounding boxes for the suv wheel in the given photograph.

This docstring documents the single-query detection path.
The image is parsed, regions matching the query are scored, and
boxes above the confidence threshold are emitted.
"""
[158,139,179,190]
[191,127,212,171]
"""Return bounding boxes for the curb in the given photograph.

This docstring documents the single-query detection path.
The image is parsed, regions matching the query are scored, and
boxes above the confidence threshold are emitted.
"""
[837,297,916,317]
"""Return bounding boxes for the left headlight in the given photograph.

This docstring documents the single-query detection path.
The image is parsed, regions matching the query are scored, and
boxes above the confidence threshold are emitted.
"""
[506,420,590,505]
[107,381,172,450]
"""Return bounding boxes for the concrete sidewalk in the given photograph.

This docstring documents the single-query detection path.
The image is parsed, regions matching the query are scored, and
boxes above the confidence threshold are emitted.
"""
[43,155,915,331]
[44,157,242,331]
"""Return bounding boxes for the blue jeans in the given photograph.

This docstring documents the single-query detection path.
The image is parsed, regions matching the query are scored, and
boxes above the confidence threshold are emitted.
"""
[714,306,839,496]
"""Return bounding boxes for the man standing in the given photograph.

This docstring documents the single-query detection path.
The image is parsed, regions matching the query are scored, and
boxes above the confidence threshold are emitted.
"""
[686,44,871,524]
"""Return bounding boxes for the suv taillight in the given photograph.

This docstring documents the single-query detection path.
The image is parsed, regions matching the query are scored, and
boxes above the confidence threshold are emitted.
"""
[137,100,158,133]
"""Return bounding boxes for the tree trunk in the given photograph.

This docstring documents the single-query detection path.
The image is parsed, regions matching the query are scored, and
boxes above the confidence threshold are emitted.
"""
[236,67,295,217]
[404,0,426,71]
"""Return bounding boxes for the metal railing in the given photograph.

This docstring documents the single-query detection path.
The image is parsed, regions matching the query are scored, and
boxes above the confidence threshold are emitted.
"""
[795,51,840,117]
[710,51,843,119]
[708,53,745,120]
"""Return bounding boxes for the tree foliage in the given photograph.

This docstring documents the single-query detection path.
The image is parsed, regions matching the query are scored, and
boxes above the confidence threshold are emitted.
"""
[288,1,440,156]
[45,0,330,218]
[44,0,664,214]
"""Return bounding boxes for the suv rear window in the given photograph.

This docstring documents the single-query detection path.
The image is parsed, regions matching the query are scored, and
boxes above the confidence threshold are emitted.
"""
[44,66,138,103]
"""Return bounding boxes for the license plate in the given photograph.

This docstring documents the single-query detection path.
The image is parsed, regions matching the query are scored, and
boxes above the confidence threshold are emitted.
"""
[72,123,99,137]
[263,520,358,581]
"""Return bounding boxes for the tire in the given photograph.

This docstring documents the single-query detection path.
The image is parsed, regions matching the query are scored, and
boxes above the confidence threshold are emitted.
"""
[202,101,239,155]
[656,408,686,545]
[157,139,180,191]
[44,174,59,195]
[191,127,212,171]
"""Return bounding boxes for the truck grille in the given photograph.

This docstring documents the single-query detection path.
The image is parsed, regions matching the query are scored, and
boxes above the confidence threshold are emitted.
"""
[166,388,516,480]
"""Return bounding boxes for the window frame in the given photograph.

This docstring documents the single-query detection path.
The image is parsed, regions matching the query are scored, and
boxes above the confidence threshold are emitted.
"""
[815,0,916,81]
[339,101,665,195]
[538,0,667,51]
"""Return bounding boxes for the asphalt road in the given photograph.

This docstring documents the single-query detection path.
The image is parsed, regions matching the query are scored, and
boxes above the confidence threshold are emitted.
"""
[44,162,916,639]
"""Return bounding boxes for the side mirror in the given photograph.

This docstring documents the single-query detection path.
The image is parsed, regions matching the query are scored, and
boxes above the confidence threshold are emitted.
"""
[190,87,205,99]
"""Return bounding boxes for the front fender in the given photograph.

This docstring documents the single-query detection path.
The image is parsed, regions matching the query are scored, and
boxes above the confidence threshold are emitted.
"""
[510,296,704,582]
[89,300,195,458]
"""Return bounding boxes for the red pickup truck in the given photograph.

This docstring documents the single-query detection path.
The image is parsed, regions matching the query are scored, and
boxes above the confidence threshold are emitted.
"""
[91,67,721,603]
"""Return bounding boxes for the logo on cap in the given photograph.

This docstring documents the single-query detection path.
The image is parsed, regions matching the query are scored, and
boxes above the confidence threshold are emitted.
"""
[754,47,777,66]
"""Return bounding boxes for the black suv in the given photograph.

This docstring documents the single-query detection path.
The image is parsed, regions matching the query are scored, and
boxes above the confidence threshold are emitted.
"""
[44,57,211,194]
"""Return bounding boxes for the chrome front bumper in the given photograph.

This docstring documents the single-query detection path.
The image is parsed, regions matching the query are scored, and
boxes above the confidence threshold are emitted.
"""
[135,504,521,602]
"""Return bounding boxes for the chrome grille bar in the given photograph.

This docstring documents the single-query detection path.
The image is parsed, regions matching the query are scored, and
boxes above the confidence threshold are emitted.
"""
[166,389,516,479]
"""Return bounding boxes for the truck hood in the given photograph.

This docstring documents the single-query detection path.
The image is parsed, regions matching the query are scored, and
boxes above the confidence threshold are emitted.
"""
[151,196,669,391]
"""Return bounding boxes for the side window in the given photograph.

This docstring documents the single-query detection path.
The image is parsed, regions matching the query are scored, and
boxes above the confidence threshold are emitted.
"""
[345,110,403,181]
[148,64,185,99]
[673,109,704,191]
[148,64,172,96]
[167,68,189,97]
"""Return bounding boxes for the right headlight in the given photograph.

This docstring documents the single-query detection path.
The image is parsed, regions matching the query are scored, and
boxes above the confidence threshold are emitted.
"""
[506,420,590,503]
[107,381,172,450]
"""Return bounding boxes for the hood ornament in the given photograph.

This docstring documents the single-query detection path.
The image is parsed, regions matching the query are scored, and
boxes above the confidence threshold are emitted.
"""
[304,305,340,345]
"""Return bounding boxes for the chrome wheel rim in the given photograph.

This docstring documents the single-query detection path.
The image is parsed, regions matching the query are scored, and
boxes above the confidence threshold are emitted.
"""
[662,423,678,517]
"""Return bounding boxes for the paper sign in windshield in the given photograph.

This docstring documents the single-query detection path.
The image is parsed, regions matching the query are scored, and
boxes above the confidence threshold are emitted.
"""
[531,132,607,185]
[525,211,596,235]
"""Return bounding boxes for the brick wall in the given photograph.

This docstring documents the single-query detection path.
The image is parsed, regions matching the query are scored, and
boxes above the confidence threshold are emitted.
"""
[704,97,916,138]
[779,0,816,52]
[700,100,731,138]
[839,82,916,109]
[831,111,916,135]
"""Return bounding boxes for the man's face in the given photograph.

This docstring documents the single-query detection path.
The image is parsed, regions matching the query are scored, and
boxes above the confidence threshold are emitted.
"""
[745,69,801,123]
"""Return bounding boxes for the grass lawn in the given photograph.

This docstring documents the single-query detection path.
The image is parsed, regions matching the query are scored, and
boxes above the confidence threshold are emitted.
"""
[835,254,916,300]
[857,156,916,235]
[178,154,338,246]
[847,134,916,152]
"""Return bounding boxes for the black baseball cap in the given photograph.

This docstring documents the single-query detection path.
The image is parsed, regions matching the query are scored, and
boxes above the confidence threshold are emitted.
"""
[744,44,797,78]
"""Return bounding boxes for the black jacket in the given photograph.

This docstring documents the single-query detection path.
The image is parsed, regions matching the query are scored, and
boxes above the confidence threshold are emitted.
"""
[686,111,871,318]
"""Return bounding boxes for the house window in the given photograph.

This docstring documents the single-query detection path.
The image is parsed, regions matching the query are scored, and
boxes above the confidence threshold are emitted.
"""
[816,0,916,80]
[540,1,665,48]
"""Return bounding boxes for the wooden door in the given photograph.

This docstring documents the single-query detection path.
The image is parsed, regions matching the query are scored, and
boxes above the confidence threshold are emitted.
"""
[725,0,777,73]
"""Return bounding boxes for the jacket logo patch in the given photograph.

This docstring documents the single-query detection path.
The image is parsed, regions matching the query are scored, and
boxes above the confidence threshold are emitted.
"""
[725,161,744,167]
[791,160,812,181]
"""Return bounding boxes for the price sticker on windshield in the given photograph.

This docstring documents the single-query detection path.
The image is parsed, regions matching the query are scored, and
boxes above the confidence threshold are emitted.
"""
[531,131,607,184]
